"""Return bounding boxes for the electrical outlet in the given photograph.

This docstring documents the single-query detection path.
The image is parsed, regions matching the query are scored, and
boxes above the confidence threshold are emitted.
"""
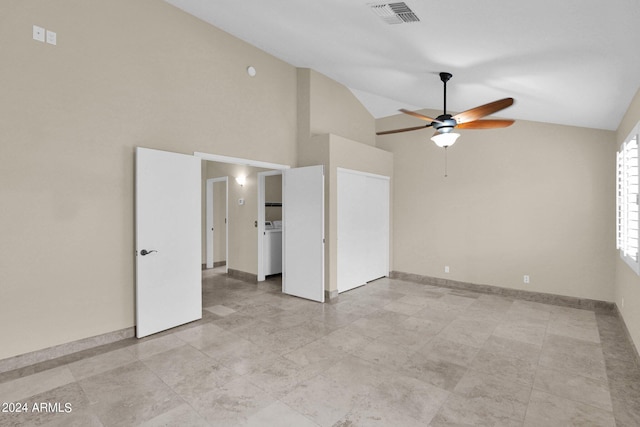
[523,275,530,284]
[33,25,45,42]
[444,266,450,273]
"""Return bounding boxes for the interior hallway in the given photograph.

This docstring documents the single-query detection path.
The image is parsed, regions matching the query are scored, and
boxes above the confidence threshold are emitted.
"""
[0,269,639,426]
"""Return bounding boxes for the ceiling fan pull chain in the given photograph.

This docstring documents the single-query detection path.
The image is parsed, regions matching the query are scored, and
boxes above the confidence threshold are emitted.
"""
[444,146,448,177]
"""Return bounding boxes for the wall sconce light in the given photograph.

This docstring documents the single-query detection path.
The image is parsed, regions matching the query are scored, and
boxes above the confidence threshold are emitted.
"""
[235,175,246,187]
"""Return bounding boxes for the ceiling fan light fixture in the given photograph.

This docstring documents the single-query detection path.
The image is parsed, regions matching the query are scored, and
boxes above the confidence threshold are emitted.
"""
[431,132,460,148]
[376,72,515,139]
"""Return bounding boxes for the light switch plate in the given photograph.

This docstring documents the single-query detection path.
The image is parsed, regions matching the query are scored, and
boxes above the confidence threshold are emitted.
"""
[46,30,57,45]
[33,25,45,42]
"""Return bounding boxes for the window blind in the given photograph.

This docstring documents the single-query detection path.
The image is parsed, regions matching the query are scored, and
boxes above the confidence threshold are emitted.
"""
[617,125,640,274]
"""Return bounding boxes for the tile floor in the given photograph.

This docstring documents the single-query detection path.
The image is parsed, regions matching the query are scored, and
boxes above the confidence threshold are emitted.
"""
[1,269,639,426]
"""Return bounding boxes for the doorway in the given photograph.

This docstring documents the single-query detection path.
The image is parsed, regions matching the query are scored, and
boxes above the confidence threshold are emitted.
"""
[205,177,228,271]
[202,155,289,282]
[196,152,325,302]
[257,170,283,282]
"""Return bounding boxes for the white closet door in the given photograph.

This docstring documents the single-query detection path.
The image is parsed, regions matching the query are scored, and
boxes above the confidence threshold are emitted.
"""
[337,171,368,292]
[365,175,390,281]
[337,169,390,293]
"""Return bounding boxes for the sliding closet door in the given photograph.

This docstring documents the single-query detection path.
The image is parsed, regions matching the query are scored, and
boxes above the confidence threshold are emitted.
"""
[364,174,390,281]
[337,171,368,292]
[337,168,390,293]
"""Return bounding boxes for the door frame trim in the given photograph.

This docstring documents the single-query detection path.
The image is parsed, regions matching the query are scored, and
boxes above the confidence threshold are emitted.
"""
[194,152,291,171]
[195,151,290,282]
[205,177,228,271]
[258,170,284,281]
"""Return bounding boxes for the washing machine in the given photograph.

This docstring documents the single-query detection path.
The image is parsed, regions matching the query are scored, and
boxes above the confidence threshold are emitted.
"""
[264,221,282,275]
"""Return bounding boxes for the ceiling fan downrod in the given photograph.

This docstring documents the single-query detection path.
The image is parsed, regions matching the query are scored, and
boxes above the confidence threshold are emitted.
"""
[440,72,452,115]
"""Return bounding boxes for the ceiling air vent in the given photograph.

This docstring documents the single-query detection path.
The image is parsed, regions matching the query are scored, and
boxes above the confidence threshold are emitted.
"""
[369,2,420,24]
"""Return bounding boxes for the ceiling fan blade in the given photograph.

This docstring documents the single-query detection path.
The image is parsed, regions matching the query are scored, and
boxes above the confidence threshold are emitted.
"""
[399,109,443,124]
[376,124,431,135]
[456,119,515,129]
[452,98,514,124]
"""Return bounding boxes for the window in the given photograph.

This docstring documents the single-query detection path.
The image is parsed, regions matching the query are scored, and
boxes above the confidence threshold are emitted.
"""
[617,122,640,274]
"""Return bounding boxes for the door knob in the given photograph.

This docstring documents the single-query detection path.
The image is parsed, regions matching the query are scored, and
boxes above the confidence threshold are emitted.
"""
[140,249,158,256]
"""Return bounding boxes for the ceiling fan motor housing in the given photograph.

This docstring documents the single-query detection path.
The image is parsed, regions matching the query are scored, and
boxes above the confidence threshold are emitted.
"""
[434,114,457,133]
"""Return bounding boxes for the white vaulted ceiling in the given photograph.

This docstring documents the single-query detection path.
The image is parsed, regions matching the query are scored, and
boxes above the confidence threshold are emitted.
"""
[166,0,640,130]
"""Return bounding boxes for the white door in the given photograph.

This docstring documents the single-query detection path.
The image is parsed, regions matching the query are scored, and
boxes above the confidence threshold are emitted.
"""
[337,168,390,293]
[282,165,324,302]
[364,175,390,280]
[337,171,368,291]
[136,147,202,338]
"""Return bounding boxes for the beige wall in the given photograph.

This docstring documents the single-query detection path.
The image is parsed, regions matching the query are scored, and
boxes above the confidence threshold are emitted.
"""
[302,134,393,293]
[0,0,297,359]
[309,69,376,146]
[377,111,616,302]
[298,68,376,147]
[614,88,640,356]
[297,69,393,294]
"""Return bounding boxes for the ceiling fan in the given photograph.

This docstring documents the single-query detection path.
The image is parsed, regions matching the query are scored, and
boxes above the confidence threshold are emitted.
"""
[377,72,515,148]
